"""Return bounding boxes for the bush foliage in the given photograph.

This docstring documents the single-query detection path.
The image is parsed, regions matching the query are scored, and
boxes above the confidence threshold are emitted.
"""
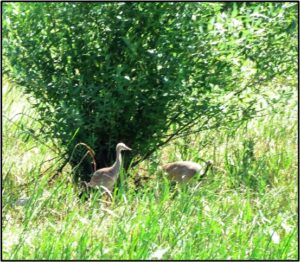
[3,2,297,181]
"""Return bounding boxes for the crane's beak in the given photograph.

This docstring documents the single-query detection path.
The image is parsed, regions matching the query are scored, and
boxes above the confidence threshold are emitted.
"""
[124,145,132,151]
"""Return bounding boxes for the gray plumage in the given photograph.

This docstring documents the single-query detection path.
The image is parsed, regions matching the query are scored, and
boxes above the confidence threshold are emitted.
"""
[86,143,131,192]
[163,160,213,183]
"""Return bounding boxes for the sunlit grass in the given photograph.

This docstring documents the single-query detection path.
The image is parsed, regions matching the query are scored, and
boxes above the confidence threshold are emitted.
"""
[2,81,298,260]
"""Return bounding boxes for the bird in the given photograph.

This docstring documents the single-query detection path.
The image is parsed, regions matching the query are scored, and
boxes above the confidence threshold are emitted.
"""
[85,142,132,193]
[162,160,213,183]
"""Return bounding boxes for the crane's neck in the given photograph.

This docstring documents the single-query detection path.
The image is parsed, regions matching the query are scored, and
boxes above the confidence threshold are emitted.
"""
[111,148,122,177]
[200,163,211,180]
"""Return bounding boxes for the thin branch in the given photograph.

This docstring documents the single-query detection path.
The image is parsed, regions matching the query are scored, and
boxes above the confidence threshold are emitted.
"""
[68,142,96,172]
[3,114,60,153]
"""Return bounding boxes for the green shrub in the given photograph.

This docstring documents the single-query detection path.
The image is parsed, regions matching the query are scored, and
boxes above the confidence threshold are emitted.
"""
[3,2,297,182]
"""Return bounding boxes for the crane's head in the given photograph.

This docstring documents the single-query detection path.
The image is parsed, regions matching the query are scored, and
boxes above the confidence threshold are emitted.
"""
[206,160,213,166]
[116,142,132,152]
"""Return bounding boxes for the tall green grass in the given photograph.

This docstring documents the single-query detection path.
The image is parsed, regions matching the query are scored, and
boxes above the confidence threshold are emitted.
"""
[2,81,298,260]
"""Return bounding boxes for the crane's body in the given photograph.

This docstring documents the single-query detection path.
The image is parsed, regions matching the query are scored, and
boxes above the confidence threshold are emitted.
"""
[163,160,213,183]
[86,143,131,192]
